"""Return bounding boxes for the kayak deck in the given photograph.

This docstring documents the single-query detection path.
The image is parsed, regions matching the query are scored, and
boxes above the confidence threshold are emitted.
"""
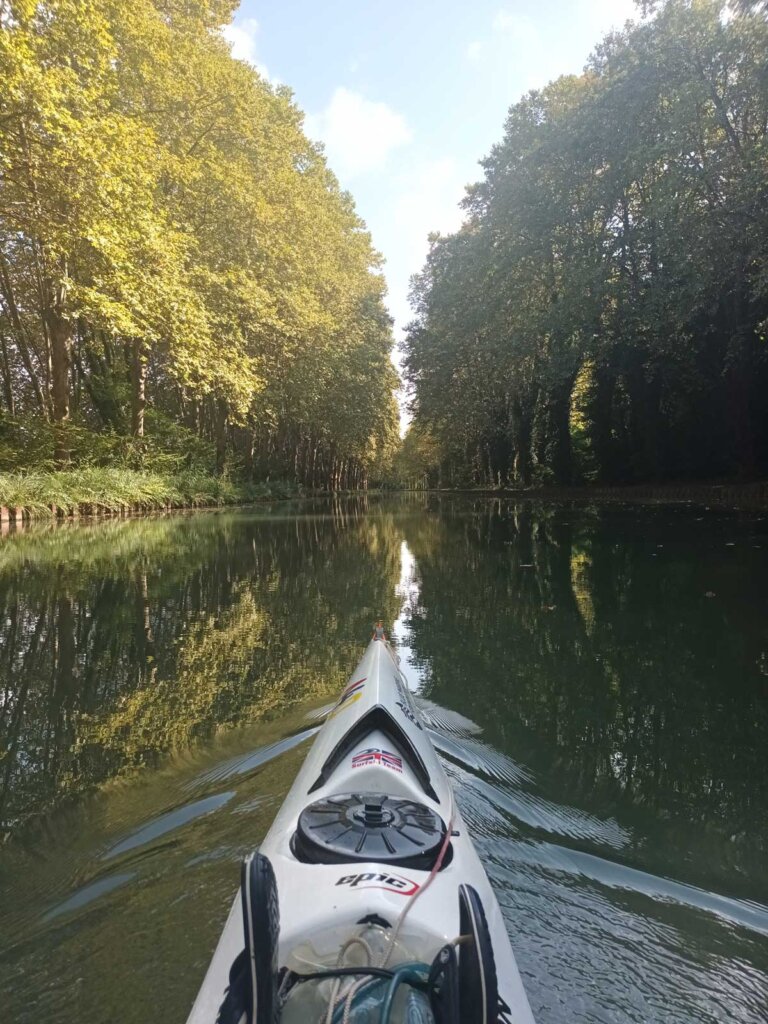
[187,639,535,1024]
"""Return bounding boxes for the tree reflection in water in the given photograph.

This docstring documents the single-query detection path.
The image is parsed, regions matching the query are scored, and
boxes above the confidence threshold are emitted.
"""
[1,497,766,895]
[1,498,767,1024]
[399,498,768,899]
[0,501,402,834]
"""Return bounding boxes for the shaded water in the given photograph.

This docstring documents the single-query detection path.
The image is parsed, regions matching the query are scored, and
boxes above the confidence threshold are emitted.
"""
[1,497,767,1023]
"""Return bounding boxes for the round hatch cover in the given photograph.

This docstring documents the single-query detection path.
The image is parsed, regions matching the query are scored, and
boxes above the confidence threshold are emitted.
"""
[293,793,447,869]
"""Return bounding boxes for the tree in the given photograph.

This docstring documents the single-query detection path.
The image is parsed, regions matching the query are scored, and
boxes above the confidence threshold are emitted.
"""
[403,0,768,488]
[0,0,399,482]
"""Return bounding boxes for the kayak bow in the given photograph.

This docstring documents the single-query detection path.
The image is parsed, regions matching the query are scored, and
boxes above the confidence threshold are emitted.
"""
[187,638,535,1024]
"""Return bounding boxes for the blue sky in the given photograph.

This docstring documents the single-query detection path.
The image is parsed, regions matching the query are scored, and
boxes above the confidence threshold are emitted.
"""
[223,0,639,352]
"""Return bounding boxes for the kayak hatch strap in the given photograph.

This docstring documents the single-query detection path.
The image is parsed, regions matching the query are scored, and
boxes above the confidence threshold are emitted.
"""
[292,966,397,983]
[307,707,438,802]
[357,914,391,930]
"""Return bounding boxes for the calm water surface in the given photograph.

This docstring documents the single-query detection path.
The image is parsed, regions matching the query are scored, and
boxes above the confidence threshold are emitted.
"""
[1,497,767,1023]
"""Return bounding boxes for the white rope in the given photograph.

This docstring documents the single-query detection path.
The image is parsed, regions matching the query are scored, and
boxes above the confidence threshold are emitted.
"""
[320,936,375,1024]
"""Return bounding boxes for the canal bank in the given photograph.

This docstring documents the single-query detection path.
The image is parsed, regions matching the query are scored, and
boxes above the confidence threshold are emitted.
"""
[6,473,768,528]
[400,479,768,510]
[0,468,303,527]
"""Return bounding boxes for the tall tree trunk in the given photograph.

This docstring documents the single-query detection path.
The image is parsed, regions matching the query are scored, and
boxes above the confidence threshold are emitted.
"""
[549,378,574,486]
[512,391,536,485]
[56,595,75,691]
[215,398,228,473]
[131,339,149,437]
[0,332,14,415]
[46,299,72,466]
[293,437,301,482]
[0,252,48,415]
[726,272,756,478]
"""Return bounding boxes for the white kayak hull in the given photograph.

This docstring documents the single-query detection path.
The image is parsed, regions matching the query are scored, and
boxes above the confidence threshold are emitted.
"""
[187,639,535,1023]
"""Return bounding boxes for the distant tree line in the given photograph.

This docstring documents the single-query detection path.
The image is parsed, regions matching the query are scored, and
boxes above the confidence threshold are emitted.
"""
[402,0,768,488]
[0,0,399,488]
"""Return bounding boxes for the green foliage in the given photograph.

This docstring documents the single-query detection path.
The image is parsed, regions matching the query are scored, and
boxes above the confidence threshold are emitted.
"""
[403,0,768,488]
[0,411,216,473]
[390,423,445,488]
[0,0,398,487]
[0,466,302,515]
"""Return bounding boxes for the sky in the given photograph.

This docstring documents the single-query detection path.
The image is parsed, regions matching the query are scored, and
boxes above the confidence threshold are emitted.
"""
[222,0,640,393]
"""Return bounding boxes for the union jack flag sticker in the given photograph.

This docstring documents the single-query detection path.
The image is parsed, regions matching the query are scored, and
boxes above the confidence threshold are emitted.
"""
[351,747,403,772]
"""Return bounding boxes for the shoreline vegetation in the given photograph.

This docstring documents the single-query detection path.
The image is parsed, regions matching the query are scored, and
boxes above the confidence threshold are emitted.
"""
[0,468,301,524]
[417,480,768,510]
[3,473,768,528]
[3,3,768,513]
[401,2,768,492]
[0,2,399,495]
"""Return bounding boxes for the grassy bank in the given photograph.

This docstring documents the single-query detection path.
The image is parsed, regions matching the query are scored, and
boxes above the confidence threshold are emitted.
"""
[0,468,301,519]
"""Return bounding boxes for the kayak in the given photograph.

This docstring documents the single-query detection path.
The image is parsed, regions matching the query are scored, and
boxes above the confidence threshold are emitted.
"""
[186,637,536,1024]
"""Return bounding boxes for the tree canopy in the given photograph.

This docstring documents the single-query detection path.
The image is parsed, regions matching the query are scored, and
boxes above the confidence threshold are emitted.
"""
[0,0,399,487]
[402,0,768,488]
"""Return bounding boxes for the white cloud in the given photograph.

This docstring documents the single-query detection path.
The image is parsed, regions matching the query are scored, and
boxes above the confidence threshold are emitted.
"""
[493,9,515,32]
[493,9,540,42]
[305,88,412,179]
[578,0,638,34]
[488,2,638,91]
[385,157,467,331]
[488,10,555,92]
[486,3,638,96]
[222,17,258,62]
[467,40,483,61]
[492,9,541,47]
[222,18,271,81]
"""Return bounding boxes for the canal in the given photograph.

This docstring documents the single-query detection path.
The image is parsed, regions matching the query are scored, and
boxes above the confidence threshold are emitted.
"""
[1,497,766,1022]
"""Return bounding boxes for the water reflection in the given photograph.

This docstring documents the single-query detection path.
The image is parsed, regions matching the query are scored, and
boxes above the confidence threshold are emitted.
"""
[0,497,767,1024]
[400,499,768,902]
[0,502,403,834]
